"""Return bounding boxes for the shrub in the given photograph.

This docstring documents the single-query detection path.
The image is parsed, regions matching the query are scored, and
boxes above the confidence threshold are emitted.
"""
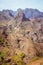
[12,53,26,65]
[0,33,8,47]
[0,51,4,61]
[20,53,25,59]
[12,55,21,63]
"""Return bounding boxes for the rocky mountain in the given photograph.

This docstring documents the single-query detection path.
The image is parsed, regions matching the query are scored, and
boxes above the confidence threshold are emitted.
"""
[0,10,15,21]
[15,9,29,21]
[17,8,43,18]
[23,8,43,18]
[0,8,43,65]
[0,8,43,21]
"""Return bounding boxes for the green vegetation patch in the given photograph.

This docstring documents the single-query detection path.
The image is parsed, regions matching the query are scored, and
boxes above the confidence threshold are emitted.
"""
[12,53,26,65]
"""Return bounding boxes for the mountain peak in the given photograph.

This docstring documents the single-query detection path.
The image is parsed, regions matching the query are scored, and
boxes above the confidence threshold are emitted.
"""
[0,8,43,21]
[15,8,29,21]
